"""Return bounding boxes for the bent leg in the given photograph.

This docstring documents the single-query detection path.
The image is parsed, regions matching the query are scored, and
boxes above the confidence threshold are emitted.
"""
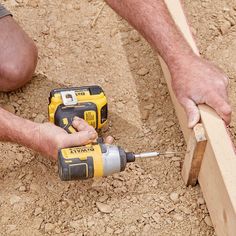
[0,13,38,92]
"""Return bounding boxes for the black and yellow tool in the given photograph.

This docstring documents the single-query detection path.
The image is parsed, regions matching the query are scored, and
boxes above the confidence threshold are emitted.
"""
[48,85,108,133]
[49,85,179,181]
[58,143,175,181]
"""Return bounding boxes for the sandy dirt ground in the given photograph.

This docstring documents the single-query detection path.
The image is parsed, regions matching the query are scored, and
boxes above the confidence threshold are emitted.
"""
[1,0,235,235]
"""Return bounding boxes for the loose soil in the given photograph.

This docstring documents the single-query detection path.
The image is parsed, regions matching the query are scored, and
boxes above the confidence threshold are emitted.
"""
[1,0,235,235]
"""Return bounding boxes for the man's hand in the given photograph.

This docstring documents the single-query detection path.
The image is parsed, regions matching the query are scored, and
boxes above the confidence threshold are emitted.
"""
[105,0,232,128]
[37,118,98,160]
[170,54,232,128]
[36,117,114,160]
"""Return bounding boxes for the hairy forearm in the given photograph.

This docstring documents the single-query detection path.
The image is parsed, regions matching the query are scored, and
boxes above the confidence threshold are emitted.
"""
[0,108,40,151]
[105,0,194,67]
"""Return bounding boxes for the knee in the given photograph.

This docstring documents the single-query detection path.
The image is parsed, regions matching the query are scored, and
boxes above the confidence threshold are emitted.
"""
[0,41,38,92]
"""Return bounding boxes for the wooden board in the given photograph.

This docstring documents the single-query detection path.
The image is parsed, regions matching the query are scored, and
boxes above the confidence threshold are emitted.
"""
[159,1,236,235]
[182,124,207,186]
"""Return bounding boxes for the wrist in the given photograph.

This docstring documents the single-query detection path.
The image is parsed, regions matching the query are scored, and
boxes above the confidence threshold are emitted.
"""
[167,51,197,76]
[10,119,41,151]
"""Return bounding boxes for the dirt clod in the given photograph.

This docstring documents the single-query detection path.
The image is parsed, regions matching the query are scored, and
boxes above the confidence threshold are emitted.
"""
[34,114,46,123]
[44,223,55,232]
[96,202,113,214]
[2,104,15,114]
[170,192,179,203]
[197,197,205,205]
[10,195,21,205]
[204,216,213,227]
[137,67,149,76]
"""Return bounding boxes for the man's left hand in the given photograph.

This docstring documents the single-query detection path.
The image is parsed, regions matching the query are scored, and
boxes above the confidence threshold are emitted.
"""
[170,54,232,128]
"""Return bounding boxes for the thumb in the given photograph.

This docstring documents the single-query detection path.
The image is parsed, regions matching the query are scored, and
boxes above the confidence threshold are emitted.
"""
[181,99,200,128]
[63,131,98,147]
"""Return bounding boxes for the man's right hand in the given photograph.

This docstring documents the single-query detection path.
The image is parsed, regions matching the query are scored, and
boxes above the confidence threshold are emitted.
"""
[36,118,98,160]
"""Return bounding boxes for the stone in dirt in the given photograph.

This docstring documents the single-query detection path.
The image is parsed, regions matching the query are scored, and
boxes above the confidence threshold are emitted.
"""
[2,104,15,114]
[6,224,17,233]
[197,197,205,205]
[32,217,43,230]
[55,228,61,234]
[179,206,192,215]
[70,220,81,230]
[34,207,43,216]
[141,110,150,120]
[152,213,161,223]
[98,194,109,203]
[114,228,123,234]
[96,202,113,213]
[204,216,213,227]
[10,195,21,205]
[19,186,27,192]
[137,67,149,76]
[173,213,183,222]
[106,226,114,234]
[34,114,46,123]
[165,121,175,128]
[44,223,56,232]
[170,192,179,203]
[220,21,231,35]
[87,219,95,227]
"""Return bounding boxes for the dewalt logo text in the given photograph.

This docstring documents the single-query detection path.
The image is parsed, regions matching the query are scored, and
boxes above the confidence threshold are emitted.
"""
[69,147,95,154]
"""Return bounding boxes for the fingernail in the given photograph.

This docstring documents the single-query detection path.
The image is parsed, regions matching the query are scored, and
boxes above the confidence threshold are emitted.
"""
[88,131,97,140]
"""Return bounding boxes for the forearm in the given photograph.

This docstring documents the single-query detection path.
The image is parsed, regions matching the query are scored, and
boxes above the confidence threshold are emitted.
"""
[105,0,194,67]
[0,108,40,151]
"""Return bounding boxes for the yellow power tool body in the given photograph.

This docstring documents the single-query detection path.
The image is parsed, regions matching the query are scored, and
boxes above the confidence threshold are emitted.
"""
[48,85,108,133]
[49,85,168,181]
[58,143,135,181]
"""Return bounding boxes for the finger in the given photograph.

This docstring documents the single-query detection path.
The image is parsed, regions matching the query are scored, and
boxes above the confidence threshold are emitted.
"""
[223,75,230,87]
[181,99,200,128]
[216,85,230,103]
[104,136,114,144]
[72,117,96,133]
[64,130,98,147]
[206,94,232,125]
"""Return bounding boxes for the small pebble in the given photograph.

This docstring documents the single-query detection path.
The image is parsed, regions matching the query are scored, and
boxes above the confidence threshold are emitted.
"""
[165,121,175,128]
[70,220,81,230]
[106,227,114,234]
[34,207,43,216]
[19,186,26,192]
[173,213,183,222]
[204,216,213,227]
[141,110,150,120]
[98,195,109,203]
[197,197,205,205]
[220,21,231,35]
[2,104,15,114]
[34,114,46,123]
[170,192,179,203]
[10,195,21,205]
[32,217,43,230]
[44,223,55,232]
[152,213,161,223]
[137,67,149,76]
[96,202,113,214]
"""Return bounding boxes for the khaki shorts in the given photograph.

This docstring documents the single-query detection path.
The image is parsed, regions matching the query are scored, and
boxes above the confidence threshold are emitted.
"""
[0,4,11,18]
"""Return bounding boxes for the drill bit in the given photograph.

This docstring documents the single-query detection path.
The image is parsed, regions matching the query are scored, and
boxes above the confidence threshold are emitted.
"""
[134,151,183,159]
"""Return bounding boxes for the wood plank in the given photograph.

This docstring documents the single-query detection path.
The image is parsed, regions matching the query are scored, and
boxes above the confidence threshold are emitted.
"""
[159,1,236,235]
[182,124,207,186]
